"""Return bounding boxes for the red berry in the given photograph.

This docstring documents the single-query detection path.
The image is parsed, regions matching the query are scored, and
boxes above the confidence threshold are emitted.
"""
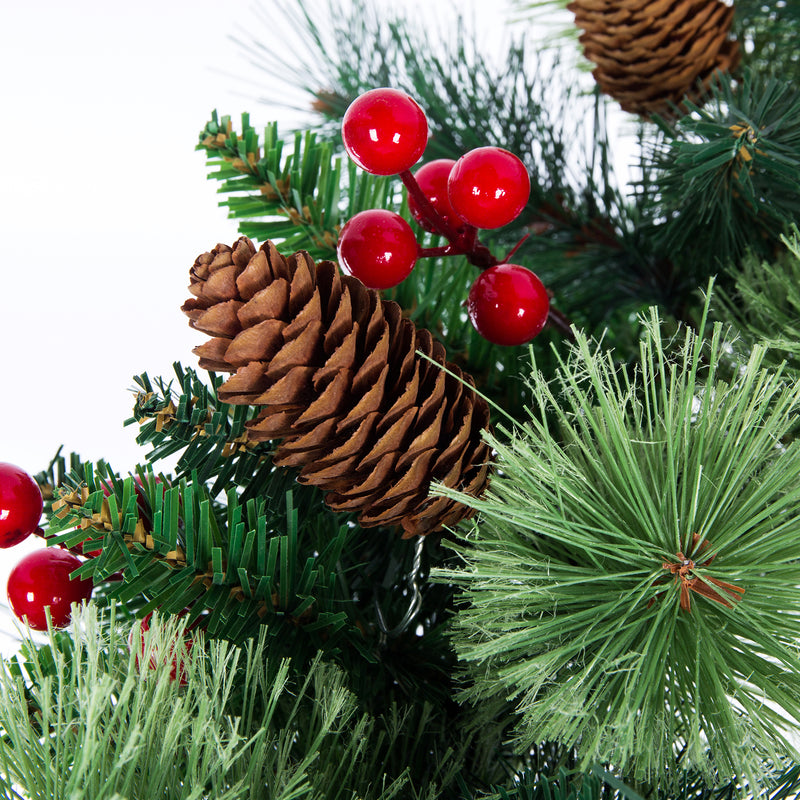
[7,548,93,630]
[342,88,428,175]
[448,147,531,229]
[467,264,550,346]
[407,159,462,233]
[130,612,200,686]
[0,462,43,548]
[337,209,418,289]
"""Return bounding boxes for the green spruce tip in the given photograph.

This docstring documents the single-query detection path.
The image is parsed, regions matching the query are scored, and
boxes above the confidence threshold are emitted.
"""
[197,112,394,261]
[433,287,800,793]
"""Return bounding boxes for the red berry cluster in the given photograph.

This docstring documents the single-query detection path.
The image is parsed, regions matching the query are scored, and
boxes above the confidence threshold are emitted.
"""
[338,87,550,346]
[1,462,93,630]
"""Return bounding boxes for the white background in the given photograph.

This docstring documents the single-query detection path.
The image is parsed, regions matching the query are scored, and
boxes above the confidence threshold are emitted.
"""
[0,0,552,649]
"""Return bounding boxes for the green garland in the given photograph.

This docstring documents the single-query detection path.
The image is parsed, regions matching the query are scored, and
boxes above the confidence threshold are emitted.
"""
[0,605,409,800]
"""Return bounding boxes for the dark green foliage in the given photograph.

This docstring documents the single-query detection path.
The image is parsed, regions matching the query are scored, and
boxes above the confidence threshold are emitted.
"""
[639,70,800,270]
[732,1,800,86]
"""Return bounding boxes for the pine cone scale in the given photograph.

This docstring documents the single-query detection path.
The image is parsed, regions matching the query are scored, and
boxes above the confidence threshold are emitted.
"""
[238,280,291,328]
[569,0,740,117]
[336,363,389,432]
[227,320,286,367]
[360,407,418,470]
[291,369,352,429]
[327,451,399,504]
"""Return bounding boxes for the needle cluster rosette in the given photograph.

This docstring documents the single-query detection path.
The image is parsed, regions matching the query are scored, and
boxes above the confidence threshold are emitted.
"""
[182,237,492,537]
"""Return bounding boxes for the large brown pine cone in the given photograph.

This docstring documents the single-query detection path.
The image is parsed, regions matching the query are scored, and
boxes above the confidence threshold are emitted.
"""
[181,237,492,538]
[568,0,740,118]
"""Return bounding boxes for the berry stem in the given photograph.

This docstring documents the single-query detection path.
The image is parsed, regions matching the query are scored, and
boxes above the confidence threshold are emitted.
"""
[546,305,576,340]
[399,170,462,241]
[418,244,460,259]
[401,168,575,340]
[499,234,530,264]
[399,170,500,267]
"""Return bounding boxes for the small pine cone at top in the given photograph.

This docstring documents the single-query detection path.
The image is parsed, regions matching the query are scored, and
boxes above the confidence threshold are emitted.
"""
[568,0,740,118]
[181,237,492,538]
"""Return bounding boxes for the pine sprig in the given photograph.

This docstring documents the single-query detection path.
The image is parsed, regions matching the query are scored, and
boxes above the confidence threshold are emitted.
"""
[641,69,800,269]
[713,227,800,384]
[127,362,283,501]
[45,462,358,652]
[0,605,411,800]
[434,295,800,792]
[198,112,394,258]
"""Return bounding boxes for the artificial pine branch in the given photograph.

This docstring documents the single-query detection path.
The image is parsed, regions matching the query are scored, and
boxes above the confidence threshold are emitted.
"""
[641,69,800,269]
[198,113,395,259]
[732,1,800,85]
[713,227,800,385]
[0,605,413,800]
[0,604,533,799]
[8,5,800,800]
[234,0,402,128]
[127,362,290,501]
[45,465,360,651]
[434,293,800,792]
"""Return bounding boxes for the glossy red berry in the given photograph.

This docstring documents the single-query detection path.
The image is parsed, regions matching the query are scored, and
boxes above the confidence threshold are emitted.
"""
[0,462,43,548]
[342,88,428,175]
[7,548,94,630]
[467,264,550,346]
[448,147,531,229]
[130,612,200,686]
[338,209,418,289]
[406,159,462,233]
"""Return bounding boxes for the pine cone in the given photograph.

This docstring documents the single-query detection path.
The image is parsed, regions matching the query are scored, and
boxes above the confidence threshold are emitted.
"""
[181,238,492,538]
[568,0,740,118]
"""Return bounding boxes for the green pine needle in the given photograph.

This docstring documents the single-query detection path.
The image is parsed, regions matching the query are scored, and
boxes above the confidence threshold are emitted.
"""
[433,292,800,792]
[0,604,408,800]
[641,69,800,268]
[198,112,394,259]
[713,226,800,383]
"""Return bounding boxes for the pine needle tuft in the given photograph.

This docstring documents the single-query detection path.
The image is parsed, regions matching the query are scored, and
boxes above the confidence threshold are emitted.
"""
[434,294,800,793]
